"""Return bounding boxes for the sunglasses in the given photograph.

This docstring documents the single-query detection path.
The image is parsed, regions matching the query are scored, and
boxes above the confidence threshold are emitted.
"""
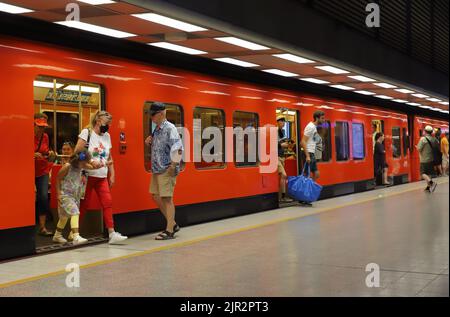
[63,141,75,147]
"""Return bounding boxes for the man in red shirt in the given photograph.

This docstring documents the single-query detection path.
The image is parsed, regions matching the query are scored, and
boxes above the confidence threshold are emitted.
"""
[34,113,55,236]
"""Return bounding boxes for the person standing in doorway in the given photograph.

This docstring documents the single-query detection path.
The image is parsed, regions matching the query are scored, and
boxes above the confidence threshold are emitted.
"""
[145,102,184,240]
[34,113,56,236]
[416,125,438,192]
[300,111,325,206]
[277,117,293,203]
[373,133,390,186]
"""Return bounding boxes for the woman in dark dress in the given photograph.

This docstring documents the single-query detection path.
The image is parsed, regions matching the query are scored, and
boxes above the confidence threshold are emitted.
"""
[374,132,390,186]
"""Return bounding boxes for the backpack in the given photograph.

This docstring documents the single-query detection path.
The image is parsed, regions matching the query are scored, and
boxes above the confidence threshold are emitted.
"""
[425,136,441,165]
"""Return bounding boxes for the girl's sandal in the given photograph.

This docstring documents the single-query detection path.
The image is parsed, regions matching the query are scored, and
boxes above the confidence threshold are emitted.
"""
[155,230,175,240]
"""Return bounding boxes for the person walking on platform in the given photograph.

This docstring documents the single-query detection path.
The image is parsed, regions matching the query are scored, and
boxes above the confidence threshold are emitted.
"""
[53,150,102,245]
[373,133,391,186]
[277,117,293,203]
[441,132,449,176]
[299,110,325,206]
[75,110,128,244]
[416,125,438,192]
[145,102,183,240]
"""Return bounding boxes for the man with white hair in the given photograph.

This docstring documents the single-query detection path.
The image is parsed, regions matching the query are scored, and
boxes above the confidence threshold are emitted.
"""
[416,125,438,192]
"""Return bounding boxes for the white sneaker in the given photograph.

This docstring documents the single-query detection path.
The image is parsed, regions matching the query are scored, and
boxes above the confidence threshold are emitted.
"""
[53,234,67,244]
[72,234,88,245]
[109,232,128,244]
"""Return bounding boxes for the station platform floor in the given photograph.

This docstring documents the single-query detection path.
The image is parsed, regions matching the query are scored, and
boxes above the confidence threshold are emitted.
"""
[0,177,448,297]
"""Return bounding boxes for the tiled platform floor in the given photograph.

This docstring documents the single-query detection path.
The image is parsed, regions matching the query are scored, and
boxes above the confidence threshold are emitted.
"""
[0,178,448,296]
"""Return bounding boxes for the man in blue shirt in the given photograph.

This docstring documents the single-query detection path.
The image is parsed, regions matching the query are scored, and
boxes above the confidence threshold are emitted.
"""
[145,102,183,240]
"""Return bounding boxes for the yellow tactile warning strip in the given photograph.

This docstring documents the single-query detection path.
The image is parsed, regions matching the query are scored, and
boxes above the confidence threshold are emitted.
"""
[0,178,448,289]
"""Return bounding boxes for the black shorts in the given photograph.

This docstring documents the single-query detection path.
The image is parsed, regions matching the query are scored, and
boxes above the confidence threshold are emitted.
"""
[420,162,434,176]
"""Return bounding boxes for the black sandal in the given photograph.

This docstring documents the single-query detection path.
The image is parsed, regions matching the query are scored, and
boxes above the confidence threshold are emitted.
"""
[155,230,175,240]
[173,224,180,233]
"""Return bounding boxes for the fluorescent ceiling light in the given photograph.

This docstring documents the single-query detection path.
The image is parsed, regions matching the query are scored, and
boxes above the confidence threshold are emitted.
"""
[262,69,298,77]
[300,78,330,84]
[149,42,206,55]
[0,2,33,13]
[77,0,115,4]
[267,98,290,103]
[412,93,429,98]
[354,90,376,95]
[64,85,100,93]
[315,66,349,74]
[348,75,375,82]
[273,54,314,64]
[407,102,421,106]
[439,101,449,105]
[215,37,269,50]
[392,99,408,103]
[329,84,355,91]
[55,21,135,38]
[318,105,334,109]
[427,98,442,102]
[337,109,351,112]
[132,13,207,32]
[33,80,63,89]
[395,88,415,94]
[374,83,397,89]
[214,57,258,67]
[375,95,393,100]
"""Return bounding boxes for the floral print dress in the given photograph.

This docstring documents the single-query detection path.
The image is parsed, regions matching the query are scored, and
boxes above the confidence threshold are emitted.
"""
[58,164,85,218]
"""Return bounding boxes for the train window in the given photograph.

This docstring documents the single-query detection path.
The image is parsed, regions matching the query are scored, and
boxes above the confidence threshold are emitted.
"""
[371,120,384,151]
[34,76,102,154]
[352,123,365,160]
[335,121,350,161]
[317,120,331,162]
[143,102,184,173]
[392,127,402,158]
[233,111,259,167]
[402,128,409,156]
[194,107,226,169]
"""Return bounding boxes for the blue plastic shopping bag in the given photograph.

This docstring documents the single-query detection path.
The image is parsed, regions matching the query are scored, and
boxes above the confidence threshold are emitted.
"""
[287,163,322,203]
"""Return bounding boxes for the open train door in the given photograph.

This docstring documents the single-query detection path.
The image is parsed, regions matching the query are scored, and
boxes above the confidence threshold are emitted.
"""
[33,76,105,252]
[275,108,300,176]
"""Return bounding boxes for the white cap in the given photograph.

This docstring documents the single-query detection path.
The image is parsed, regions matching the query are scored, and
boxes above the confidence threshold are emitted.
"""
[424,125,433,132]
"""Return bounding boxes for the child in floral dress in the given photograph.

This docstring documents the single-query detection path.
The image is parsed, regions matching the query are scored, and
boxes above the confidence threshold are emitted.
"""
[53,150,100,245]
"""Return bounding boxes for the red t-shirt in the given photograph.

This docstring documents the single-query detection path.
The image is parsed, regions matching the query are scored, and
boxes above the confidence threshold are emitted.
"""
[34,133,53,177]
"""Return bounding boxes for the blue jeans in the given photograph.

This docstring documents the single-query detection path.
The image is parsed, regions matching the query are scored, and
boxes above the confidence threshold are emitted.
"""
[35,174,50,216]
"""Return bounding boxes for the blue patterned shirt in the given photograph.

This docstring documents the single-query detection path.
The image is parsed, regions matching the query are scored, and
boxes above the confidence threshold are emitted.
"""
[151,120,183,175]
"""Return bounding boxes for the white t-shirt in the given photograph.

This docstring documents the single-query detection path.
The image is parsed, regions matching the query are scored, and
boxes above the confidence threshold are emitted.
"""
[304,122,319,154]
[78,128,112,178]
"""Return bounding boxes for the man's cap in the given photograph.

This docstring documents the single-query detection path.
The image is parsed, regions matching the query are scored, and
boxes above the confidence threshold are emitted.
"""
[424,125,433,133]
[276,116,286,122]
[150,102,166,116]
[34,118,49,127]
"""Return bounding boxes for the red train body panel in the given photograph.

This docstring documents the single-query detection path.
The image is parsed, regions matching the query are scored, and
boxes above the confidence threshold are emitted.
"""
[0,35,444,238]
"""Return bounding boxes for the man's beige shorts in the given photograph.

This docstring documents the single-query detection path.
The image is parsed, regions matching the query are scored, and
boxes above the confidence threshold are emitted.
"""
[149,171,177,197]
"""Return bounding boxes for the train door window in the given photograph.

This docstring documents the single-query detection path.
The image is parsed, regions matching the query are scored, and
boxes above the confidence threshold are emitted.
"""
[194,107,225,169]
[402,128,409,156]
[335,121,350,161]
[352,123,365,160]
[34,76,102,154]
[276,108,300,175]
[143,102,184,173]
[371,120,384,150]
[233,111,259,167]
[392,127,401,158]
[317,120,331,162]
